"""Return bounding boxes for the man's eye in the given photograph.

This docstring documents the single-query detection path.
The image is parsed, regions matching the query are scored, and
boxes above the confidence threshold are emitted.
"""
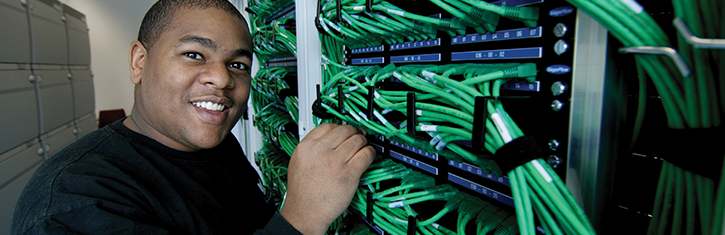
[184,52,203,60]
[229,62,248,70]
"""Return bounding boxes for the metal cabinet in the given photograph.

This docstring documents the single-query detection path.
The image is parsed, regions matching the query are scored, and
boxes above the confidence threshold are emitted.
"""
[0,140,43,191]
[0,0,31,63]
[36,66,74,133]
[63,4,90,65]
[0,1,94,233]
[28,0,67,65]
[70,67,94,118]
[0,68,39,155]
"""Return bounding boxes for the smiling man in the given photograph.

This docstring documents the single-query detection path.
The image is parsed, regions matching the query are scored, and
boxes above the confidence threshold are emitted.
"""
[11,0,374,234]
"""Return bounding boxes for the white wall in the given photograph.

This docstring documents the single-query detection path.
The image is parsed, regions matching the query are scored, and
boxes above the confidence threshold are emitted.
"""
[58,0,156,117]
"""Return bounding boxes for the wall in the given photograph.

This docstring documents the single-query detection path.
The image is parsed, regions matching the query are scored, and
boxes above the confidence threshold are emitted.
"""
[58,0,156,116]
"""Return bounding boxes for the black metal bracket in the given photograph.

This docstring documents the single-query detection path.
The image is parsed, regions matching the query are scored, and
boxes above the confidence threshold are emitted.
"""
[314,0,324,33]
[338,86,345,114]
[316,84,321,104]
[406,216,417,235]
[366,191,374,224]
[367,86,376,120]
[471,96,489,154]
[312,84,336,120]
[407,92,416,137]
[336,0,342,22]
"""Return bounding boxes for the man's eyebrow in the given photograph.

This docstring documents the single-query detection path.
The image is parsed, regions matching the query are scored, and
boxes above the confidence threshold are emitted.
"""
[232,48,253,59]
[177,35,218,51]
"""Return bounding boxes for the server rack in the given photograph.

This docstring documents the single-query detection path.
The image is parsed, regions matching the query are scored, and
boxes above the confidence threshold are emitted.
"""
[0,0,95,233]
[248,0,724,234]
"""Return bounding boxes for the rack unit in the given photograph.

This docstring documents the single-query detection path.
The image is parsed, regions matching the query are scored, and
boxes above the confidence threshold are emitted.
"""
[246,0,625,233]
[306,0,618,233]
[0,0,95,233]
[334,1,616,233]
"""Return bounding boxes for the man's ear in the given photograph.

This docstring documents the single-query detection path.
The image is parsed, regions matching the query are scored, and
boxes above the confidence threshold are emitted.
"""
[129,41,147,85]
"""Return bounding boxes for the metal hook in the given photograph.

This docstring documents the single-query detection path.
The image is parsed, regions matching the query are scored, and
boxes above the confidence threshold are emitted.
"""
[673,18,725,49]
[619,46,691,77]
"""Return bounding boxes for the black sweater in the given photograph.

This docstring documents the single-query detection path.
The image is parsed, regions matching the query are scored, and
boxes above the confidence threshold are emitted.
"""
[11,119,301,235]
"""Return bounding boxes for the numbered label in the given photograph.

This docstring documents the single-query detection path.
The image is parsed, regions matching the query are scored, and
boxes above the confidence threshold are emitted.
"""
[448,160,510,186]
[391,53,441,63]
[451,27,542,45]
[451,47,542,61]
[391,38,442,51]
[351,45,385,54]
[351,57,385,65]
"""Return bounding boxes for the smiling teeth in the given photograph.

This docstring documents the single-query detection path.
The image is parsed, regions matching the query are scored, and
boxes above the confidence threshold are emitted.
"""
[193,101,226,111]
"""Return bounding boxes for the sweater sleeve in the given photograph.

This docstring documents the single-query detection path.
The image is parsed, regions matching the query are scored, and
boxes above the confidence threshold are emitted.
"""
[253,212,303,235]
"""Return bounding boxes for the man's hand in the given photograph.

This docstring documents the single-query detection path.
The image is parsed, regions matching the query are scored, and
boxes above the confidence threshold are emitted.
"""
[280,123,376,235]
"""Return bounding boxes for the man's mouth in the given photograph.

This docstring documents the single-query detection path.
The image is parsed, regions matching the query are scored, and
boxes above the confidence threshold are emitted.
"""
[192,101,227,112]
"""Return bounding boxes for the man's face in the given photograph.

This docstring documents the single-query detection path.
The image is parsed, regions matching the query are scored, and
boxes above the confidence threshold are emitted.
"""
[130,7,252,151]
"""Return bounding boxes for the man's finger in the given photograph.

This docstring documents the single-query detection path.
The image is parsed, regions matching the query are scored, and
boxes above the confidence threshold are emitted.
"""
[316,125,361,150]
[346,146,376,175]
[335,133,368,153]
[301,123,338,142]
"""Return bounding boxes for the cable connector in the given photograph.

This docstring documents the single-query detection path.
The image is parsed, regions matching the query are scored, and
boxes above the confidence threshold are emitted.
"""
[437,18,466,31]
[466,7,500,32]
[492,215,519,235]
[502,63,537,79]
[458,197,487,217]
[502,6,539,28]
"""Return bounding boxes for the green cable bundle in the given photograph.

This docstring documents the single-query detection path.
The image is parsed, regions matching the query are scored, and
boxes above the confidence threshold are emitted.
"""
[351,159,519,235]
[255,143,291,210]
[252,67,299,125]
[564,0,724,234]
[254,104,298,156]
[250,13,297,63]
[247,0,294,23]
[314,59,596,234]
[566,0,722,132]
[316,0,539,48]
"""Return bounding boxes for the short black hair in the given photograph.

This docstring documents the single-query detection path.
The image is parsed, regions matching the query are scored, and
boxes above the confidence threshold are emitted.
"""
[137,0,247,52]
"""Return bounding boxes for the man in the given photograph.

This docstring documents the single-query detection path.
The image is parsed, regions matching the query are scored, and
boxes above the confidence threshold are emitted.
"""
[11,0,375,234]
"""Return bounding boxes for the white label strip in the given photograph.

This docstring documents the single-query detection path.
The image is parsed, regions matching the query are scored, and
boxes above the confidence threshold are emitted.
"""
[373,110,388,124]
[430,135,442,145]
[531,160,553,183]
[358,112,369,121]
[420,125,437,131]
[620,0,643,14]
[387,9,405,16]
[491,113,513,143]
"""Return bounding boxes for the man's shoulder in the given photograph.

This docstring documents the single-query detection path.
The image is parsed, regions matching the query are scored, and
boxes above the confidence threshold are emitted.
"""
[11,126,138,234]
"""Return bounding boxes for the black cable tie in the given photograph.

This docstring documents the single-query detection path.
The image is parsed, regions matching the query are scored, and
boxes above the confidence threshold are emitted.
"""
[366,86,375,120]
[493,135,545,174]
[314,0,325,33]
[472,96,488,154]
[407,92,416,137]
[406,216,417,235]
[366,0,373,12]
[312,84,335,119]
[366,191,374,224]
[336,0,342,23]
